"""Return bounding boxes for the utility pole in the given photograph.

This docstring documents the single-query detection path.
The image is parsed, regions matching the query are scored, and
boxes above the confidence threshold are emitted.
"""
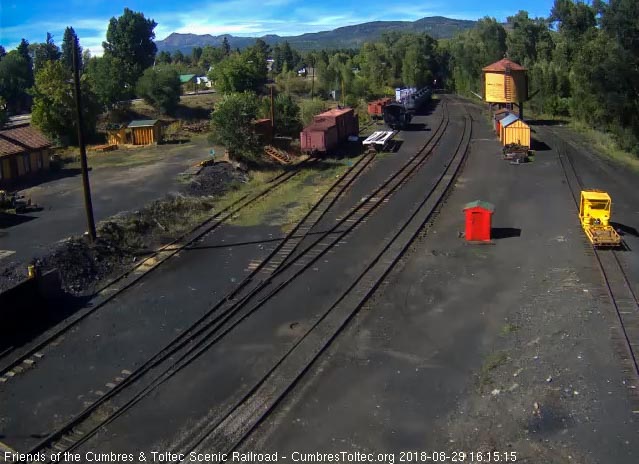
[72,39,97,241]
[270,84,275,130]
[310,57,315,99]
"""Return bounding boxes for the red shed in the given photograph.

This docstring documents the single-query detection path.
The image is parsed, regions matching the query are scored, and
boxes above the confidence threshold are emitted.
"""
[463,200,495,242]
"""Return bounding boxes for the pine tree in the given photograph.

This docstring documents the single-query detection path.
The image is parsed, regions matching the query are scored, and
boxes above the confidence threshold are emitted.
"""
[62,27,82,71]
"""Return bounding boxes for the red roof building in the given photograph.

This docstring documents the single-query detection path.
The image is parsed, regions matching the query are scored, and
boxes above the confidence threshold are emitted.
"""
[0,125,53,187]
[482,58,527,72]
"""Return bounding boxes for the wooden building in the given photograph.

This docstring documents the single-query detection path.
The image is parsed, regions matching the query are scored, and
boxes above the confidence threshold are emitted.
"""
[483,58,528,118]
[0,125,52,188]
[499,113,531,148]
[108,120,163,146]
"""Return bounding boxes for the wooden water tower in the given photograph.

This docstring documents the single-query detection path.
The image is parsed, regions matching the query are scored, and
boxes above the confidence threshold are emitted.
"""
[482,58,528,118]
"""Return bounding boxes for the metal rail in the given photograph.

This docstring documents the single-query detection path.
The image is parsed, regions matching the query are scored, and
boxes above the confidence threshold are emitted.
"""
[0,163,310,378]
[554,132,639,378]
[27,101,451,458]
[183,104,472,458]
[2,119,384,376]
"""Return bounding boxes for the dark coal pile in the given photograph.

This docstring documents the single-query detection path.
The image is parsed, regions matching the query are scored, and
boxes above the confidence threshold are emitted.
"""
[37,236,134,295]
[0,163,249,297]
[0,265,25,293]
[185,162,248,197]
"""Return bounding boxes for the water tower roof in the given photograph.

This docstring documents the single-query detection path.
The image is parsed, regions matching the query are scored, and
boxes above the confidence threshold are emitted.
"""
[483,58,526,72]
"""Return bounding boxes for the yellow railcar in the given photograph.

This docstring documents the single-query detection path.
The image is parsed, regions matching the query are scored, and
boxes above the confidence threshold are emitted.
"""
[579,190,621,247]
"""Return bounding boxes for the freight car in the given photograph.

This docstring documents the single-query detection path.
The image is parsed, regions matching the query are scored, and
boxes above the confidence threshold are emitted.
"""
[300,107,359,154]
[367,97,392,119]
[403,87,432,111]
[384,87,432,129]
[382,103,412,130]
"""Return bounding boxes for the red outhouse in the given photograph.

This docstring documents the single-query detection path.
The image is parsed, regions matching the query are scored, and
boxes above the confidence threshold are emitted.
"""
[463,200,495,242]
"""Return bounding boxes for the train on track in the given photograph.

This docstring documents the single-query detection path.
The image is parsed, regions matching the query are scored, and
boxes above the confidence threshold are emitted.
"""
[300,107,359,154]
[382,87,432,130]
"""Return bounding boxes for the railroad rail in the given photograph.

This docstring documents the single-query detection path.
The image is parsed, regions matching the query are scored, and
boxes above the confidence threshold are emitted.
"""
[555,135,639,380]
[0,119,388,379]
[24,101,452,459]
[0,162,310,378]
[179,105,472,458]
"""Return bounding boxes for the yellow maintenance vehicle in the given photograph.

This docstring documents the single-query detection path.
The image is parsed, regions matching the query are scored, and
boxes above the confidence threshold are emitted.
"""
[579,190,622,247]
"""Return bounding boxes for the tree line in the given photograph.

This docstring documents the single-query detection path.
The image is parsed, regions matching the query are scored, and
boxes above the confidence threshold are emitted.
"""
[2,1,637,157]
[445,0,639,154]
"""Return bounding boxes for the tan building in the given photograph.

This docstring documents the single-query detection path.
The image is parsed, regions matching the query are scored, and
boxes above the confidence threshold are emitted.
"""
[0,125,52,188]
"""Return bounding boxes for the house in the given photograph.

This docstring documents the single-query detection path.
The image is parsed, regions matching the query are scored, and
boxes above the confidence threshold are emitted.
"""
[196,76,212,88]
[0,125,52,188]
[179,74,197,93]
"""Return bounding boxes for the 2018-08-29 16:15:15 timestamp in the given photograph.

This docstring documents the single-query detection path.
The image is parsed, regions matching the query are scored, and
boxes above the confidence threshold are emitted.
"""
[398,451,518,462]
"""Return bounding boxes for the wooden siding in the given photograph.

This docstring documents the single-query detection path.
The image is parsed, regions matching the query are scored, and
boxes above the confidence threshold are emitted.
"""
[501,119,531,147]
[107,128,127,146]
[130,125,161,145]
[0,149,51,186]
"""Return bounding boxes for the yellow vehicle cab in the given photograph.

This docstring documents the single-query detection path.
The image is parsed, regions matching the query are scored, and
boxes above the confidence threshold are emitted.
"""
[579,190,621,247]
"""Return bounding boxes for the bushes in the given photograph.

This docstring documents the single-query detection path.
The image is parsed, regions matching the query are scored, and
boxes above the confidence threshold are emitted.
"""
[299,99,327,126]
[136,67,181,115]
[210,92,262,163]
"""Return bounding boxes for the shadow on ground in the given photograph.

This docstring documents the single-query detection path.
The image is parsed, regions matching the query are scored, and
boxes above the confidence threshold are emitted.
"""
[492,227,521,239]
[0,212,38,229]
[7,168,84,191]
[611,222,639,238]
[0,290,91,356]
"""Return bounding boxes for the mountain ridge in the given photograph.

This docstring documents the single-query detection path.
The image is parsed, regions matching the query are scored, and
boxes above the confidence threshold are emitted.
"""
[155,16,476,53]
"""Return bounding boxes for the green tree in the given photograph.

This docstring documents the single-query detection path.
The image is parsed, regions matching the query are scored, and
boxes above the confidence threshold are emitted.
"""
[61,27,81,71]
[156,51,172,64]
[200,45,225,68]
[210,92,261,162]
[221,37,231,56]
[506,11,554,65]
[299,98,327,125]
[32,33,61,73]
[192,47,203,65]
[0,97,8,127]
[173,50,185,63]
[31,60,99,144]
[0,51,33,113]
[85,55,128,107]
[103,8,157,98]
[209,49,267,93]
[259,93,301,136]
[136,67,181,115]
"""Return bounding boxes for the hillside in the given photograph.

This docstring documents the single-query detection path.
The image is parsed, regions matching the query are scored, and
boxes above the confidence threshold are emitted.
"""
[156,16,476,53]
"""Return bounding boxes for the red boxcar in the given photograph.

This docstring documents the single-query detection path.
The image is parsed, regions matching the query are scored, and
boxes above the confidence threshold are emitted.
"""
[300,107,359,154]
[300,122,338,153]
[367,97,392,117]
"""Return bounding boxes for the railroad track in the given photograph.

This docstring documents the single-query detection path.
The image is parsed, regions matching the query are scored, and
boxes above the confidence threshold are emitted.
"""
[1,118,388,377]
[555,134,639,380]
[0,161,312,379]
[24,101,452,459]
[181,104,472,459]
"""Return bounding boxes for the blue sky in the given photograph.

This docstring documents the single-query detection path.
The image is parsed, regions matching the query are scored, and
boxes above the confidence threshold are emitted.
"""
[1,0,556,55]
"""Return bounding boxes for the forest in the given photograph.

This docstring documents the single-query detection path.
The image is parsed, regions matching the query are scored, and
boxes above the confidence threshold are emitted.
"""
[0,0,637,156]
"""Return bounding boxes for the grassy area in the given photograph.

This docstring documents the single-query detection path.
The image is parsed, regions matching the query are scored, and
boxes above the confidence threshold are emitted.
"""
[58,134,218,171]
[568,120,639,172]
[219,158,357,231]
[521,105,639,172]
[129,92,219,122]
